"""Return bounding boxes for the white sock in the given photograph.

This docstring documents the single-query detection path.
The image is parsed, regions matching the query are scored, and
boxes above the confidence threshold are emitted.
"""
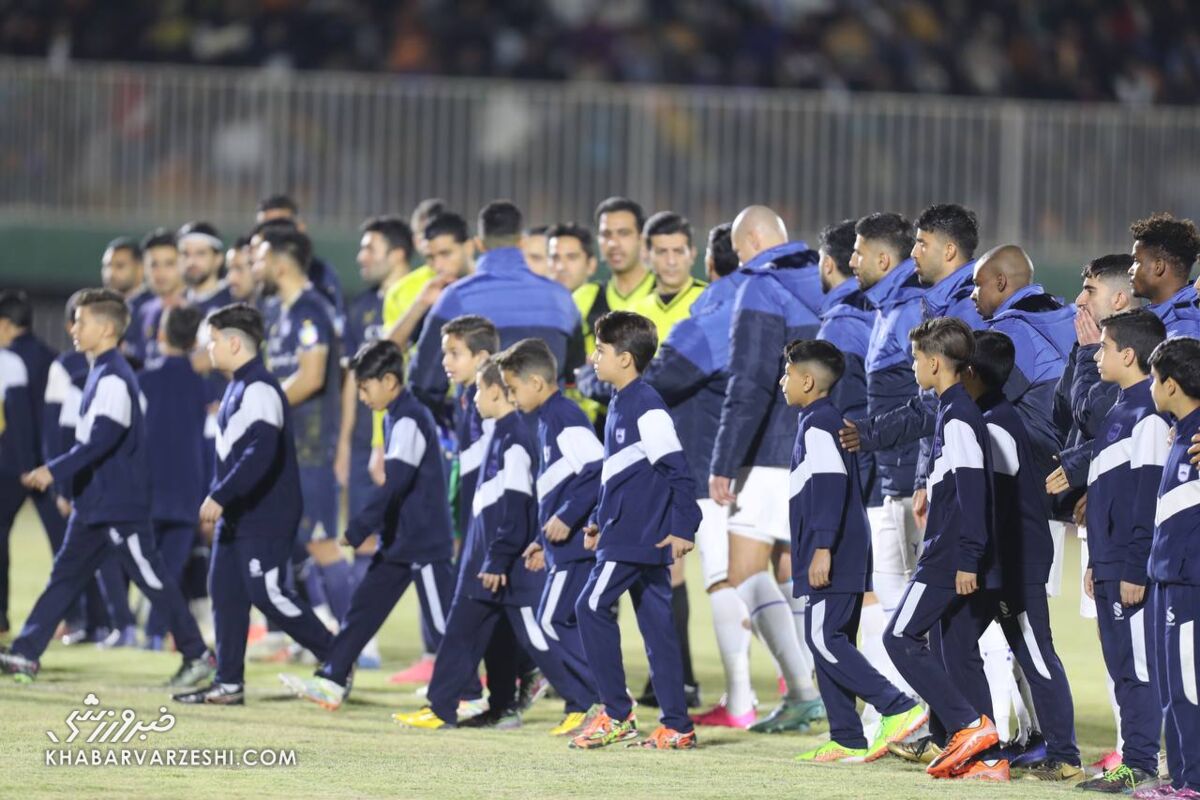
[709,587,754,716]
[736,572,808,703]
[858,601,915,698]
[980,622,1015,740]
[780,583,819,701]
[313,603,340,634]
[361,636,381,662]
[1012,661,1036,744]
[1106,671,1123,752]
[872,572,909,616]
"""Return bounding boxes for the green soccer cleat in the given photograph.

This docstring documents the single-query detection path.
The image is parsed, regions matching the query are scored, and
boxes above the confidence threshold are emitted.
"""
[280,673,346,711]
[796,741,871,763]
[866,705,930,760]
[748,698,824,734]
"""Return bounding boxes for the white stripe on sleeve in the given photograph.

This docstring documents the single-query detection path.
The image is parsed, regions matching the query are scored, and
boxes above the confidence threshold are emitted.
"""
[557,425,604,473]
[987,423,1020,477]
[386,416,427,467]
[214,381,284,461]
[1130,414,1170,469]
[636,408,683,463]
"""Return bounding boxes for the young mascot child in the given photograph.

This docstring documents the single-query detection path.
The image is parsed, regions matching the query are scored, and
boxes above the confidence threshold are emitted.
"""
[780,338,927,764]
[570,311,701,751]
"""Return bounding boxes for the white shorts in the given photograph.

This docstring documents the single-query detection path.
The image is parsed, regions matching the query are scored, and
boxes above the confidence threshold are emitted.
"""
[696,498,730,589]
[726,467,791,546]
[867,495,921,578]
[1078,529,1097,619]
[1045,520,1068,598]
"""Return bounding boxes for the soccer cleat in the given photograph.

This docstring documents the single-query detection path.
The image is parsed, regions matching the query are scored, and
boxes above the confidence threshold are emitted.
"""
[516,669,549,712]
[0,648,39,682]
[549,711,590,736]
[926,716,1000,778]
[1023,760,1085,782]
[392,707,455,729]
[748,698,824,734]
[796,741,871,763]
[166,650,216,689]
[282,674,346,711]
[1077,764,1160,793]
[100,624,138,649]
[868,706,930,760]
[457,697,489,721]
[692,700,756,730]
[388,655,435,685]
[1137,788,1200,799]
[459,708,522,730]
[888,735,942,764]
[949,757,1010,781]
[634,726,696,750]
[1087,750,1122,776]
[568,711,638,749]
[1006,732,1048,768]
[172,682,244,705]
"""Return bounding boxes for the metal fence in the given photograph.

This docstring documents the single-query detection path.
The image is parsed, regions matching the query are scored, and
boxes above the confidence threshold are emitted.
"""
[2,57,1200,265]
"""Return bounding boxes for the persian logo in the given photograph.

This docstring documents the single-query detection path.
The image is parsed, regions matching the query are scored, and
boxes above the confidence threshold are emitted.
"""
[46,694,175,745]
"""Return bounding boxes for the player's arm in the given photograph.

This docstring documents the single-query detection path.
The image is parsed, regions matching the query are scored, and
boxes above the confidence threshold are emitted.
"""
[335,370,357,486]
[849,391,937,452]
[282,344,327,406]
[407,296,453,410]
[480,444,535,575]
[43,377,129,484]
[208,385,285,508]
[1124,415,1170,587]
[4,362,38,475]
[944,419,988,575]
[552,426,604,530]
[803,428,850,551]
[344,416,424,547]
[638,409,701,542]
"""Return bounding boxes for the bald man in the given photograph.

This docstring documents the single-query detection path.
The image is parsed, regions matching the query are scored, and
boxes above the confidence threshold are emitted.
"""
[710,205,828,734]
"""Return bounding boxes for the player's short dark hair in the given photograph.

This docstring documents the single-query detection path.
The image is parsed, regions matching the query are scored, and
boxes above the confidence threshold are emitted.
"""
[1081,253,1135,284]
[476,355,505,389]
[75,288,130,335]
[140,227,178,252]
[162,305,203,351]
[441,314,499,355]
[594,311,657,373]
[909,316,974,372]
[547,222,595,256]
[360,215,415,259]
[176,221,224,250]
[259,225,312,272]
[105,236,143,261]
[783,339,845,386]
[818,219,858,278]
[915,204,980,260]
[643,211,693,248]
[1131,212,1200,277]
[231,234,251,250]
[1150,337,1200,399]
[496,338,558,384]
[412,198,446,226]
[707,223,738,277]
[968,330,1015,392]
[249,218,299,240]
[257,193,299,217]
[425,212,470,245]
[0,289,32,327]
[855,212,915,263]
[351,339,405,384]
[64,289,86,324]
[1100,308,1166,373]
[524,224,549,237]
[594,196,646,232]
[478,200,523,247]
[208,303,264,350]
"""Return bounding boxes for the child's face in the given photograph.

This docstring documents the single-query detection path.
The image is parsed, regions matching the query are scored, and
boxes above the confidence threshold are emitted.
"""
[911,347,936,390]
[591,340,623,384]
[442,334,484,386]
[1094,329,1125,383]
[779,362,807,406]
[206,324,233,371]
[1150,366,1172,413]
[473,378,509,419]
[71,306,106,354]
[357,375,399,411]
[503,370,543,414]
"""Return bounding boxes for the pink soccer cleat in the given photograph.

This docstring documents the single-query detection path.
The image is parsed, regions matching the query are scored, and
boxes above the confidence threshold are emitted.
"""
[692,700,756,729]
[388,655,435,685]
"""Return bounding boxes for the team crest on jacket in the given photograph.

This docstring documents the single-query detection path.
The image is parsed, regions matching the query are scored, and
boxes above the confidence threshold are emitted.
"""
[615,428,625,444]
[298,319,319,347]
[1106,422,1123,443]
[1180,464,1192,483]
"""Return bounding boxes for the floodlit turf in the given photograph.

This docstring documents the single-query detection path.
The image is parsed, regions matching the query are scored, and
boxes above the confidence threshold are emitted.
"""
[1,505,1116,799]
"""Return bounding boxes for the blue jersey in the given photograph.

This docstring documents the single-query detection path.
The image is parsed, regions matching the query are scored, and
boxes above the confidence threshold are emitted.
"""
[916,383,996,589]
[42,350,89,496]
[264,285,342,467]
[1148,283,1200,339]
[920,261,985,329]
[2,331,55,477]
[408,247,583,412]
[344,389,454,564]
[535,391,603,566]
[643,272,750,496]
[120,287,156,367]
[789,397,871,596]
[712,242,823,476]
[981,392,1055,586]
[187,282,235,410]
[308,255,347,327]
[210,357,300,539]
[452,384,493,538]
[131,296,172,371]
[1085,379,1169,585]
[460,410,542,606]
[343,287,387,450]
[46,349,150,525]
[592,378,701,565]
[140,355,208,524]
[1152,406,1200,585]
[1053,342,1119,495]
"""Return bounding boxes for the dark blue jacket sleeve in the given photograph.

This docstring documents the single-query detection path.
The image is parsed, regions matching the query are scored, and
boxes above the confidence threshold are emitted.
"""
[944,421,989,573]
[481,446,536,575]
[1059,439,1093,488]
[853,392,937,452]
[344,456,418,547]
[1125,416,1170,584]
[643,342,711,407]
[408,305,453,411]
[555,461,601,530]
[3,383,37,474]
[1070,344,1116,438]
[208,421,283,508]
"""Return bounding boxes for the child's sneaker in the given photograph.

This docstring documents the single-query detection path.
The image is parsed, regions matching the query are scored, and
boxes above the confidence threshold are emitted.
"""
[166,650,217,689]
[172,682,244,705]
[1087,750,1122,776]
[888,734,941,764]
[634,726,696,750]
[460,708,522,730]
[0,647,39,683]
[457,697,489,721]
[1077,764,1159,793]
[748,698,824,733]
[516,669,549,712]
[389,655,435,684]
[867,706,930,760]
[692,699,756,729]
[568,710,638,749]
[281,674,346,711]
[948,757,1010,782]
[926,716,999,778]
[549,711,590,736]
[796,741,870,763]
[392,707,455,729]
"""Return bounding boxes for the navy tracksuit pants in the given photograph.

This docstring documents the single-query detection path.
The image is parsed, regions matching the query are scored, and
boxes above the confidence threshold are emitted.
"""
[576,560,693,733]
[1152,583,1200,791]
[145,519,198,638]
[805,592,917,748]
[210,534,333,686]
[12,516,205,662]
[1094,579,1161,776]
[537,560,600,713]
